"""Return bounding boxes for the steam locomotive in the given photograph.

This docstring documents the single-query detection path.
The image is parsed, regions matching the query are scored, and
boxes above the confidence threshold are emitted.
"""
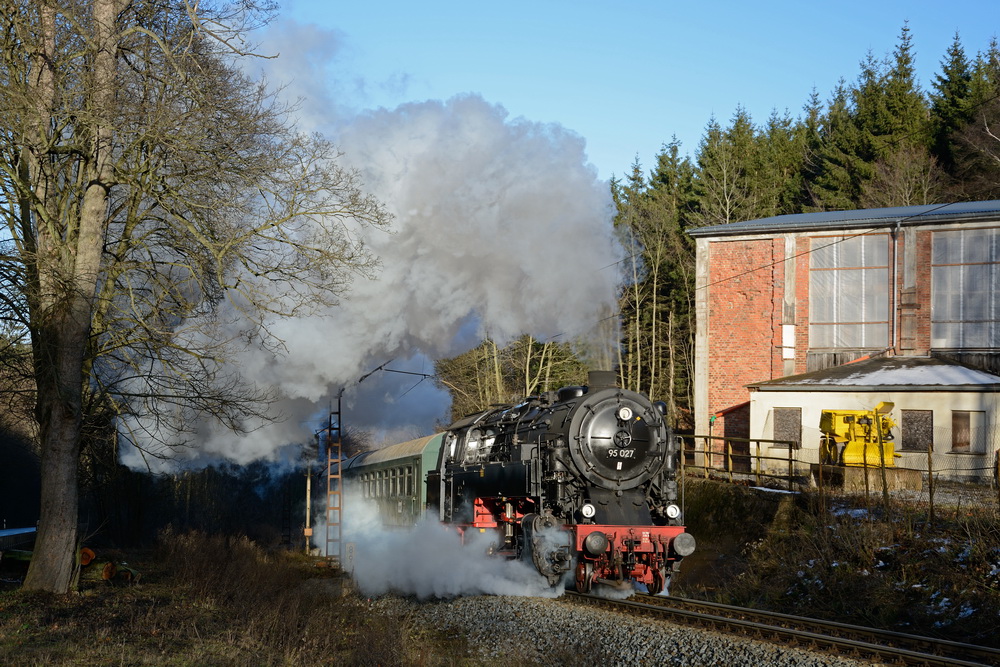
[345,370,694,594]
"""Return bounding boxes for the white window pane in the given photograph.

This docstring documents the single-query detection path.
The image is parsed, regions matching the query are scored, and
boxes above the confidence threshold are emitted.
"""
[863,236,888,266]
[839,237,863,267]
[810,324,834,348]
[932,266,962,321]
[809,270,836,322]
[963,229,991,263]
[932,231,960,264]
[932,322,960,348]
[962,322,990,347]
[811,239,839,269]
[863,323,888,347]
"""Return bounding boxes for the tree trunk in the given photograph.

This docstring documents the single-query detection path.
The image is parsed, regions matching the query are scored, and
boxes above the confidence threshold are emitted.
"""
[23,0,118,594]
[24,380,84,592]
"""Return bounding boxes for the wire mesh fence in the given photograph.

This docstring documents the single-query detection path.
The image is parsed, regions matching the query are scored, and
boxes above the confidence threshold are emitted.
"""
[678,434,1000,519]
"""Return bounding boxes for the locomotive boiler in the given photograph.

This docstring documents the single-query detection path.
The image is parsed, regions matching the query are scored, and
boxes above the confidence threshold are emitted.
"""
[427,370,695,594]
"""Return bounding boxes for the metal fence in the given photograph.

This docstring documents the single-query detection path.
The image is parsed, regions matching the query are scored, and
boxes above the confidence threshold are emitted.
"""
[678,434,1000,518]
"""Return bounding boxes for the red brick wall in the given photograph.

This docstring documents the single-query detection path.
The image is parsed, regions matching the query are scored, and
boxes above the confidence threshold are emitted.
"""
[794,236,811,374]
[707,238,784,438]
[913,229,932,352]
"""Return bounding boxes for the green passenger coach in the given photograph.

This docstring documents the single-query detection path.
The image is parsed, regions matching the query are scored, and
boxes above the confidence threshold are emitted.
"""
[343,433,445,527]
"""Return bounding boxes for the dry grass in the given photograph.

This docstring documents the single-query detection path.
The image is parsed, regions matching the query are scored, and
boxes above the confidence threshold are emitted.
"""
[0,530,469,666]
[676,479,1000,646]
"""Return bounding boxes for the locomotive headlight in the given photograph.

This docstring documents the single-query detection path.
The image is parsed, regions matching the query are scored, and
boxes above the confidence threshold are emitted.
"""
[665,504,682,519]
[617,406,633,421]
[580,503,596,519]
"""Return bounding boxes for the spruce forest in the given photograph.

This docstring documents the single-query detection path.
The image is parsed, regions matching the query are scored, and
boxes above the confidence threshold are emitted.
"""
[436,25,1000,429]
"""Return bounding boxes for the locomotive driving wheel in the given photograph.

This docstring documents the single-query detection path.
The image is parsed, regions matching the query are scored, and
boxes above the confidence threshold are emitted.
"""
[575,562,594,594]
[649,567,668,596]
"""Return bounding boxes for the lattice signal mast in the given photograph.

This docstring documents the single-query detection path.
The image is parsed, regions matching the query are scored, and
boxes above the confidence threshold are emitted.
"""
[325,390,344,566]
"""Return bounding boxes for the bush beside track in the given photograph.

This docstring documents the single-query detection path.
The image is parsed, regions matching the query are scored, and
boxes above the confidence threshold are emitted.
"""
[674,477,1000,647]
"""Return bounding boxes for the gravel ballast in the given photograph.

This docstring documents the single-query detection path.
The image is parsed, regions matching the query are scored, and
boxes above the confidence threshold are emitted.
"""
[369,594,871,666]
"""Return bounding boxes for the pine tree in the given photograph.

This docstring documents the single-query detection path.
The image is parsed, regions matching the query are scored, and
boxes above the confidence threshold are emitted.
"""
[810,82,866,209]
[884,22,930,146]
[930,33,974,172]
[758,109,809,215]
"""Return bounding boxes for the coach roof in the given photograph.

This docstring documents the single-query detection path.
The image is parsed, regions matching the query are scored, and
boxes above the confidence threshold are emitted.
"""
[687,200,1000,238]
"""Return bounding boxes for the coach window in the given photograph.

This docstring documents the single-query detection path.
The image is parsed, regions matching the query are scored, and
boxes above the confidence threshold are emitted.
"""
[951,411,986,453]
[404,465,413,496]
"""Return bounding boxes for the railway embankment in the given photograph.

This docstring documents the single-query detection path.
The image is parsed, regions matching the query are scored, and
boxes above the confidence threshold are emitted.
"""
[674,477,1000,648]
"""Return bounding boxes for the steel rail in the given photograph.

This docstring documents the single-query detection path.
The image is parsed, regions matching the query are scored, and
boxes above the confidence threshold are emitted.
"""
[562,592,999,667]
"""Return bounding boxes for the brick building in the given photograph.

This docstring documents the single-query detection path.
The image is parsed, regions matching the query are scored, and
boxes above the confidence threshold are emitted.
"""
[688,201,1000,478]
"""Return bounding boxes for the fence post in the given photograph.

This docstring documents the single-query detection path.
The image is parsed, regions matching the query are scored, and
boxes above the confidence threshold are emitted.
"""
[726,441,733,483]
[927,443,935,525]
[755,441,761,487]
[818,457,826,515]
[703,436,709,479]
[787,445,794,492]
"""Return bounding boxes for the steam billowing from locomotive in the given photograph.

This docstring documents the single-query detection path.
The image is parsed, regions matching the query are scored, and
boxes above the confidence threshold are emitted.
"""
[119,20,623,469]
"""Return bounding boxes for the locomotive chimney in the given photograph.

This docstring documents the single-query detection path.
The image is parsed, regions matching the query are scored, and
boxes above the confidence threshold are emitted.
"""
[587,370,617,389]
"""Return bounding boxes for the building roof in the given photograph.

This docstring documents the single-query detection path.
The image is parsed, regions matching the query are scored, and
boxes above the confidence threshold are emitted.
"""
[747,356,1000,392]
[688,200,1000,238]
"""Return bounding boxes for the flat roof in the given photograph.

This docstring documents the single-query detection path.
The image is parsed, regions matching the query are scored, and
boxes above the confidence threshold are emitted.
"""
[748,356,1000,392]
[688,200,1000,238]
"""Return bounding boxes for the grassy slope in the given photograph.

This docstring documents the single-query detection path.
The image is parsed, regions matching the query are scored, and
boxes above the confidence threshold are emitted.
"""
[673,478,1000,646]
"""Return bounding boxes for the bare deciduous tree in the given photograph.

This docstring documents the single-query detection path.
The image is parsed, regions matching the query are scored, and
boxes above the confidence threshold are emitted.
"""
[0,0,390,593]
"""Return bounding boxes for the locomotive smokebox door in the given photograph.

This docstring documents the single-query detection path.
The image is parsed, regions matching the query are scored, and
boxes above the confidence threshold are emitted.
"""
[566,389,666,492]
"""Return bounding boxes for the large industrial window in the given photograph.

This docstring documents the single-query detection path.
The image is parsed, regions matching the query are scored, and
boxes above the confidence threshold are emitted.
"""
[932,228,1000,348]
[900,410,934,451]
[773,407,802,449]
[809,234,889,348]
[951,410,986,453]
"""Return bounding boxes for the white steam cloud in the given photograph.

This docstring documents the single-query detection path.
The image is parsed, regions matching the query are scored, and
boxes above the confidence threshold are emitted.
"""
[337,492,561,599]
[120,19,622,469]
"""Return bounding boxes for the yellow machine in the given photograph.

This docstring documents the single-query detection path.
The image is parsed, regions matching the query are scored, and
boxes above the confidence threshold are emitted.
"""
[818,402,898,467]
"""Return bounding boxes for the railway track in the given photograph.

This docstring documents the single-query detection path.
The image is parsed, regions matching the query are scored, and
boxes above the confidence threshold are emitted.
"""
[562,592,1000,666]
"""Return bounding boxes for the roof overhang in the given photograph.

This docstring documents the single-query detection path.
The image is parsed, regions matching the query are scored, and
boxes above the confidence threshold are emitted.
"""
[689,200,1000,239]
[746,356,1000,393]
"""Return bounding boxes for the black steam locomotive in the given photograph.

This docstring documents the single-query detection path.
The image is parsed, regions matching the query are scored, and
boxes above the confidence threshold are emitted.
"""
[426,370,694,594]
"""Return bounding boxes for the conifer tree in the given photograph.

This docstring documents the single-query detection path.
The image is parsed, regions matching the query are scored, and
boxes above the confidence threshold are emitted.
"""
[930,33,974,172]
[810,82,866,209]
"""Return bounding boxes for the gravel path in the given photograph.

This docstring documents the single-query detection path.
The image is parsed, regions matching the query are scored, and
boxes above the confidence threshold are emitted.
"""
[369,594,871,666]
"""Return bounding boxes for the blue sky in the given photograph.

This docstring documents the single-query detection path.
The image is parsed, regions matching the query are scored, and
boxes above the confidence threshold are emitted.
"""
[269,0,1000,181]
[193,0,1000,455]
